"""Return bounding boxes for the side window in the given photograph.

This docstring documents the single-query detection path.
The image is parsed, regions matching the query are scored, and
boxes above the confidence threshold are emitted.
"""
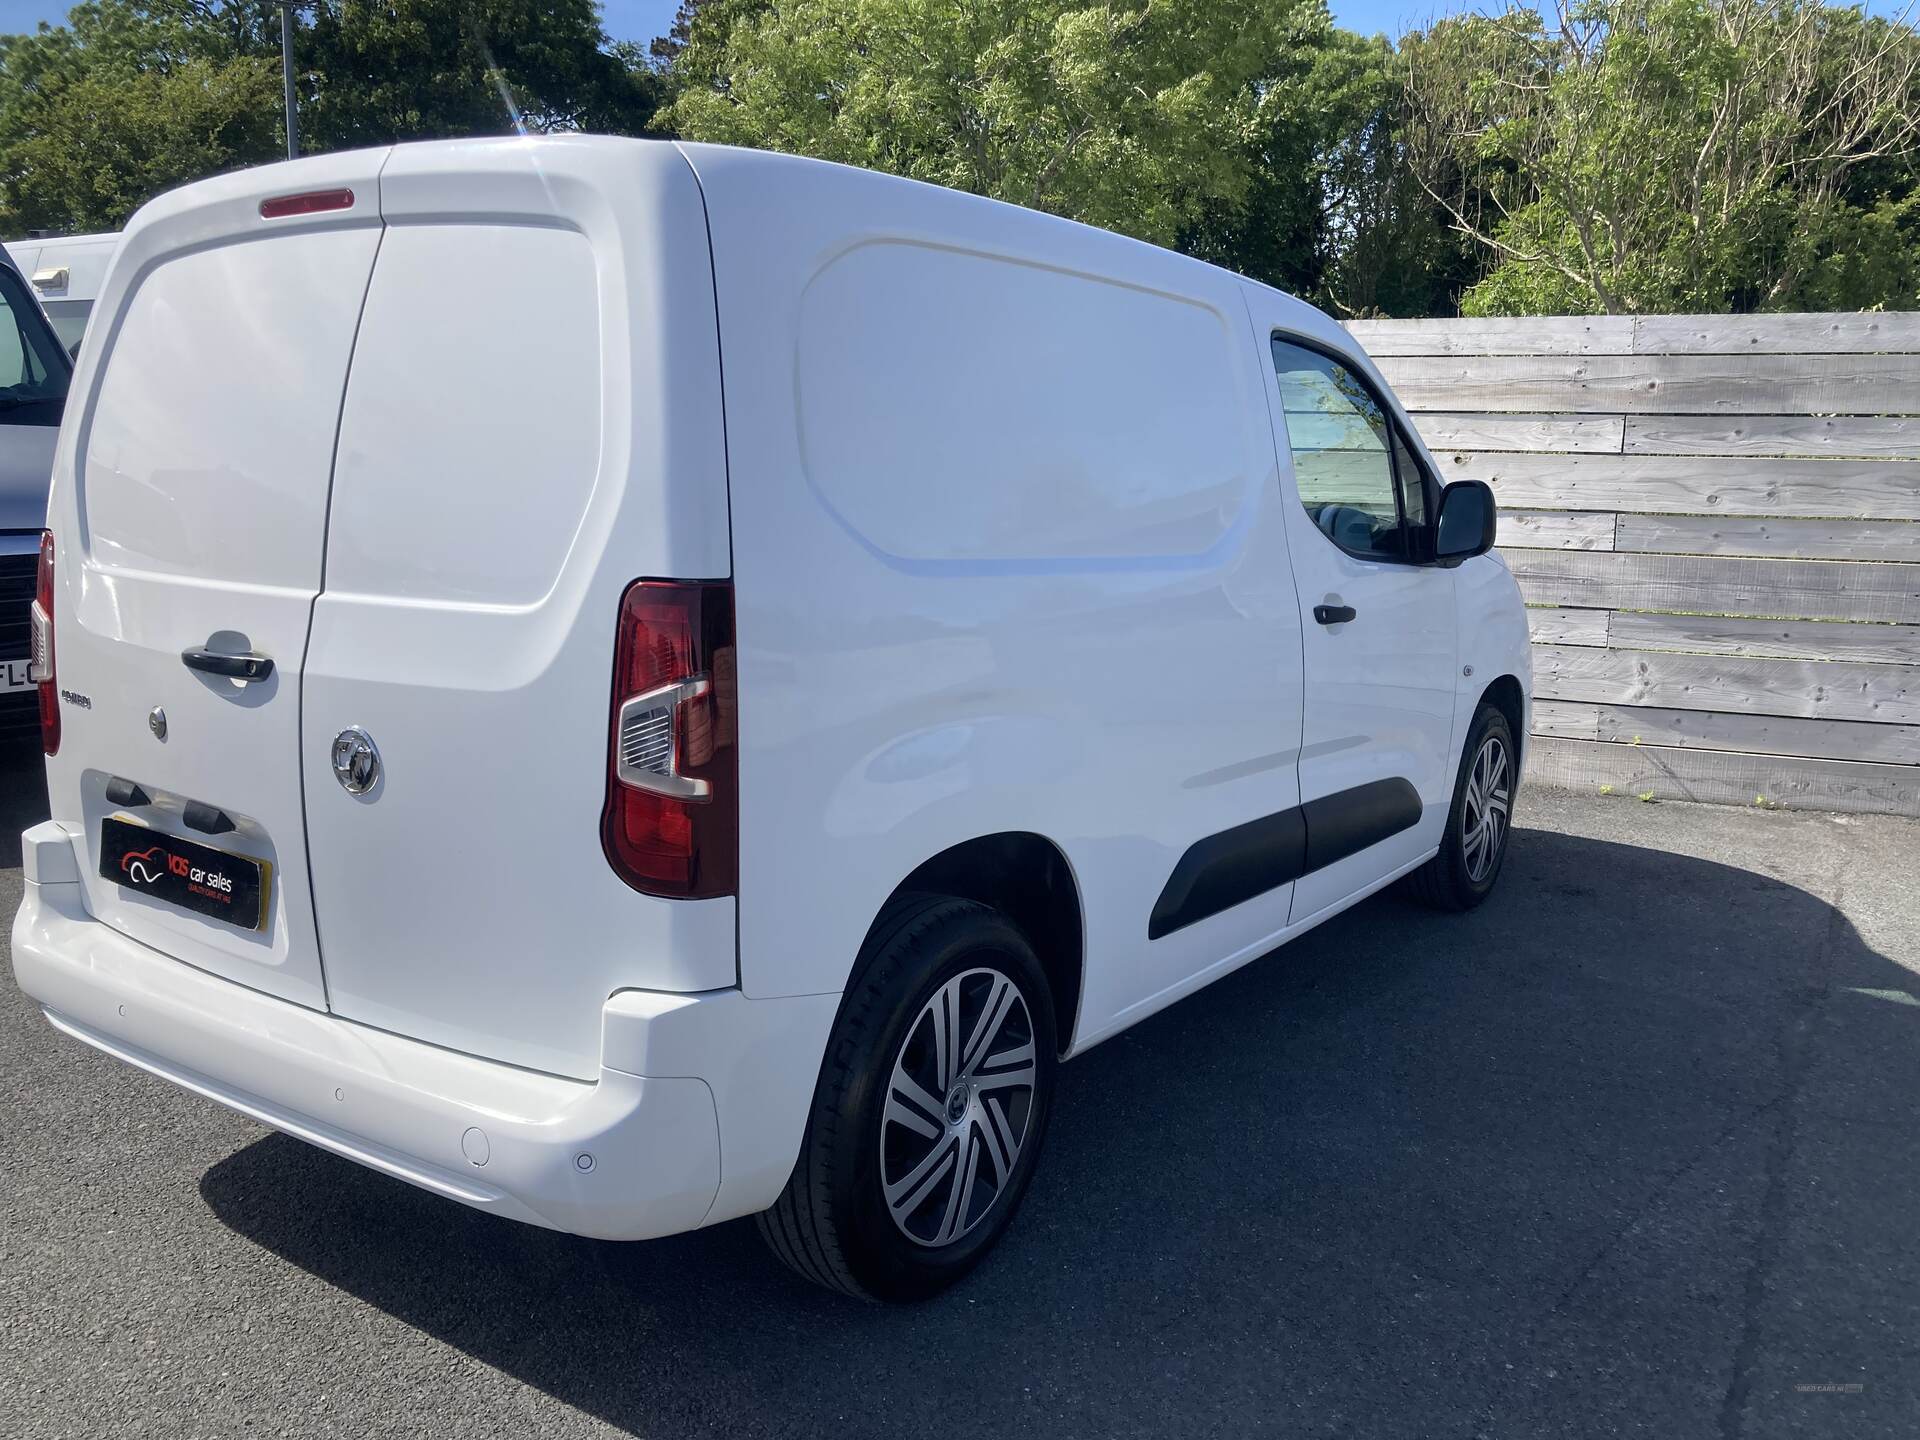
[0,280,30,386]
[0,267,69,426]
[1271,335,1426,563]
[1391,423,1434,558]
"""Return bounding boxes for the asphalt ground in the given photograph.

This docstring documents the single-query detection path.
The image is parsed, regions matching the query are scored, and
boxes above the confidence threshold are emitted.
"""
[4,745,1919,1439]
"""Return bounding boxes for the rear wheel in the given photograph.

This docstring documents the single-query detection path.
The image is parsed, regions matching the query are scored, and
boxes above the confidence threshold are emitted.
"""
[758,894,1057,1301]
[1407,702,1516,911]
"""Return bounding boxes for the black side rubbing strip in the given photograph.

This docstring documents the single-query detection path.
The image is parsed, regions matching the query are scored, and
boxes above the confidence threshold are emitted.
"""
[1301,777,1422,874]
[1148,807,1307,940]
[1148,776,1423,939]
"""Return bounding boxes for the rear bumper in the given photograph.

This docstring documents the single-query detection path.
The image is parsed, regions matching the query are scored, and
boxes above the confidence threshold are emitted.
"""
[11,822,841,1241]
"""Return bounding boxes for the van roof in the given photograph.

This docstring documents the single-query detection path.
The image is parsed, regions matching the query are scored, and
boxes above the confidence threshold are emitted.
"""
[5,231,120,249]
[110,135,1347,359]
[668,137,1350,353]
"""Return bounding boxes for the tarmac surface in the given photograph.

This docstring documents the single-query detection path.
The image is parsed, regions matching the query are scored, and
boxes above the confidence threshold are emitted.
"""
[4,750,1918,1438]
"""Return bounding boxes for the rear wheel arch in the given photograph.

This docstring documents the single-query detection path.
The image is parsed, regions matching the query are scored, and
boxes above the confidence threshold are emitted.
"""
[863,832,1084,1057]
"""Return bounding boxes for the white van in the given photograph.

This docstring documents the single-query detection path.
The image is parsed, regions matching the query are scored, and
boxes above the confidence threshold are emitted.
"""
[4,231,121,353]
[12,137,1530,1300]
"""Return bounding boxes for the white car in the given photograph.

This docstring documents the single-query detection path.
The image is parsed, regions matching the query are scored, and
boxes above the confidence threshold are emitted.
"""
[11,137,1530,1301]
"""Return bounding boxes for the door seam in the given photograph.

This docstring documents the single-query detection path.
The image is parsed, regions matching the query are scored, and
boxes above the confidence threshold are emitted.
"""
[296,146,395,1014]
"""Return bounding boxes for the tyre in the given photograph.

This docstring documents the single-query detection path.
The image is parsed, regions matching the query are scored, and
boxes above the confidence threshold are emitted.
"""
[758,894,1057,1301]
[1407,701,1516,911]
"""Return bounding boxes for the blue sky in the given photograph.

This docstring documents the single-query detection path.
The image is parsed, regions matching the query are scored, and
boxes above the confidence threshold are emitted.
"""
[0,0,1441,46]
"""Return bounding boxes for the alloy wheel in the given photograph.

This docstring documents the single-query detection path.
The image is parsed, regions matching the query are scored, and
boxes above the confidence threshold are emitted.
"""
[1462,732,1511,884]
[880,967,1038,1248]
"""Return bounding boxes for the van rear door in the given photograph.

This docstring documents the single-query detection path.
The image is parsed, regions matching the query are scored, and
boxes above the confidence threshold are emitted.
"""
[51,154,388,1009]
[299,140,735,1080]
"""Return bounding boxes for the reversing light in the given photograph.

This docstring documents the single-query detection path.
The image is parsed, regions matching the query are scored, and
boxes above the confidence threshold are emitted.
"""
[601,580,738,899]
[259,188,355,220]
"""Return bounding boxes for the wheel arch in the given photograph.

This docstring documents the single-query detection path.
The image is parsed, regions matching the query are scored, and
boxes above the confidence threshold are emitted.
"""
[1479,672,1527,767]
[865,831,1084,1057]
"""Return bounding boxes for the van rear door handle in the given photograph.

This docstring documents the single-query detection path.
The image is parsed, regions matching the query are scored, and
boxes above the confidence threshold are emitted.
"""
[1313,605,1357,626]
[181,647,274,682]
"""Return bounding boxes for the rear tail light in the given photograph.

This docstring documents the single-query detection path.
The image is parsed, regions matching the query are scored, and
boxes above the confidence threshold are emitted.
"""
[29,529,57,756]
[601,580,737,899]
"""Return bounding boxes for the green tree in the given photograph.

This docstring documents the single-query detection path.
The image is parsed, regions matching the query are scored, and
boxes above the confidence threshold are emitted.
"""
[656,0,1324,250]
[298,0,662,149]
[647,0,716,69]
[1180,15,1478,315]
[1178,14,1379,300]
[0,1,666,234]
[0,2,283,232]
[1401,0,1920,315]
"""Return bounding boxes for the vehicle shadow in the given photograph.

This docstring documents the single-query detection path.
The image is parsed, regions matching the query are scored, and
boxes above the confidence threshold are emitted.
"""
[199,824,1918,1438]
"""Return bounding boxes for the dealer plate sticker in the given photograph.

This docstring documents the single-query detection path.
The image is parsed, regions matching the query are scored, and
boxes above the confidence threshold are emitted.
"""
[98,816,269,930]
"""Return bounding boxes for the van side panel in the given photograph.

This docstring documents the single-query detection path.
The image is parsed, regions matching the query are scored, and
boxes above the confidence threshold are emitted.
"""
[796,242,1250,565]
[301,139,735,1079]
[683,144,1308,1043]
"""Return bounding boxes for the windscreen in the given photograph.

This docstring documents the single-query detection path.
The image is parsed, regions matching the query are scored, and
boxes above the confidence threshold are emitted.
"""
[0,265,69,426]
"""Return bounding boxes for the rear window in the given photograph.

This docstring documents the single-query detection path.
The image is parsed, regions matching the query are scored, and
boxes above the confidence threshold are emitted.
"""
[0,266,69,426]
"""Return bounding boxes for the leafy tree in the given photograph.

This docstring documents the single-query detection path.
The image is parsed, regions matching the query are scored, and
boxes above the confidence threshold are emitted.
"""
[297,0,662,149]
[0,0,665,234]
[1401,0,1920,315]
[1181,15,1478,315]
[656,0,1474,312]
[656,0,1325,251]
[1178,13,1380,300]
[0,3,282,233]
[648,0,712,68]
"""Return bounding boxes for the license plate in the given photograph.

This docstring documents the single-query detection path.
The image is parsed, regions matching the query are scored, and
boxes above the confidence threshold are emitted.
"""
[99,816,270,930]
[0,657,30,693]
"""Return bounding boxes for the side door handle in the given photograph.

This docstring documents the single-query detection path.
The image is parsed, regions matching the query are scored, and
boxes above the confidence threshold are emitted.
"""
[1313,604,1357,626]
[181,647,274,682]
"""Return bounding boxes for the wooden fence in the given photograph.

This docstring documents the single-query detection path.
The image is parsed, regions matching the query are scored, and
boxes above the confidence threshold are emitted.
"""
[1344,312,1920,817]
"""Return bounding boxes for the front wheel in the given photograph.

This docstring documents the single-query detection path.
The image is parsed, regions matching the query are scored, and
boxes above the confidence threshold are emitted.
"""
[1407,702,1516,911]
[758,894,1057,1301]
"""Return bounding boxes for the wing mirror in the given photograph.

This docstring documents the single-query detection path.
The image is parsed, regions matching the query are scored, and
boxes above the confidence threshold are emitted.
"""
[1435,480,1497,565]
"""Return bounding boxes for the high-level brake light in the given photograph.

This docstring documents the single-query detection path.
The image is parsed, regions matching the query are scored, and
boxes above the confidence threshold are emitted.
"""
[259,188,355,219]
